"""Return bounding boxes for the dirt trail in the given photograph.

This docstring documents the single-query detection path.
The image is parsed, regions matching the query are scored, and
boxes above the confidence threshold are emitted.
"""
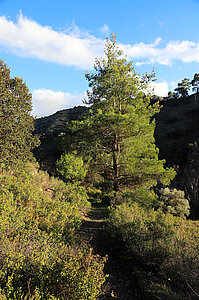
[80,203,141,300]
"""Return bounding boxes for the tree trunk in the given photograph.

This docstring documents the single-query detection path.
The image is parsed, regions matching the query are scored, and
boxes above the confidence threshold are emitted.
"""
[112,133,120,193]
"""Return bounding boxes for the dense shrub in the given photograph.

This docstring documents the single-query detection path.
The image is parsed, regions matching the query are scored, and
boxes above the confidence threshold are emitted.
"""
[108,203,199,298]
[56,153,87,183]
[159,187,190,219]
[0,165,106,299]
[0,230,106,299]
[117,188,158,208]
[0,171,82,242]
[108,203,175,268]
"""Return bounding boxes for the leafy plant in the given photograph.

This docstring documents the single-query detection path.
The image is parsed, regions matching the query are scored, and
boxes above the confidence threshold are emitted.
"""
[159,187,190,219]
[0,165,106,299]
[56,153,87,183]
[59,34,175,194]
[108,202,199,298]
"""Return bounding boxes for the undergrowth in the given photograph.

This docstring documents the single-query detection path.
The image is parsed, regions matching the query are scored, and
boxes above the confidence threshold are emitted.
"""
[0,164,106,299]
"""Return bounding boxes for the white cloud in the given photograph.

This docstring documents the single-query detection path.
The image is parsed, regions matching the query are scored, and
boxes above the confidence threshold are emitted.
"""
[32,89,86,117]
[0,13,104,69]
[150,81,169,97]
[99,24,110,36]
[1,13,199,69]
[122,39,199,66]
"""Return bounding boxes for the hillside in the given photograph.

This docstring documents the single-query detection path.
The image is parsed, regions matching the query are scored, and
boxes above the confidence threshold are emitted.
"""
[34,93,199,173]
[34,105,88,173]
[155,93,199,167]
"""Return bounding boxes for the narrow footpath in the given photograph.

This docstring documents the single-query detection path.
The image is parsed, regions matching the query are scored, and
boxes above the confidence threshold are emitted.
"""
[80,203,141,300]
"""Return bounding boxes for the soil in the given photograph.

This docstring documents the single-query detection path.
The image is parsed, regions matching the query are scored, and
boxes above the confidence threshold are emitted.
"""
[80,203,142,300]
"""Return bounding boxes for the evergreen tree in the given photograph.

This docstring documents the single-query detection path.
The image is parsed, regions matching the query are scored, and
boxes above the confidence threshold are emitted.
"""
[191,73,199,93]
[62,35,175,192]
[0,60,40,169]
[174,78,191,97]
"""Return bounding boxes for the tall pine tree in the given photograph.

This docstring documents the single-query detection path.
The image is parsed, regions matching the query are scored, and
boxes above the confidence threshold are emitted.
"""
[62,35,175,192]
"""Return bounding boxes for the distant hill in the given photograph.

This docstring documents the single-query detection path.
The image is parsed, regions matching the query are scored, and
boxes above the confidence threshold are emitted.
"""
[34,106,88,173]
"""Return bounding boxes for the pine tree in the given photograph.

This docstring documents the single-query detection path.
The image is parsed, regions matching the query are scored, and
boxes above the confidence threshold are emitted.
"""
[0,60,40,169]
[191,73,199,93]
[174,78,191,97]
[62,35,175,192]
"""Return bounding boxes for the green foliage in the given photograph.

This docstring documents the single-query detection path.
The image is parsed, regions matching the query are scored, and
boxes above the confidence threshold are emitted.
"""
[174,78,191,97]
[0,231,106,299]
[108,203,175,268]
[159,187,190,219]
[60,34,175,193]
[116,188,158,208]
[191,73,199,93]
[0,165,106,298]
[56,153,87,183]
[0,168,80,242]
[108,202,199,298]
[0,60,40,169]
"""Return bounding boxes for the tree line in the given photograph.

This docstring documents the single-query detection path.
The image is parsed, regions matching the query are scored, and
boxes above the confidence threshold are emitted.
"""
[168,73,199,98]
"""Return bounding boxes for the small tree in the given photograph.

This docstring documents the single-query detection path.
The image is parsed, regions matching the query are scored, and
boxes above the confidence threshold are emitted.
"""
[159,187,190,219]
[191,73,199,93]
[0,60,40,169]
[56,153,87,183]
[174,78,191,98]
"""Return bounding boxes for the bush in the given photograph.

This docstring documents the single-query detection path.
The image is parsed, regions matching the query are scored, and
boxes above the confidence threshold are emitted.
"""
[108,203,174,268]
[56,153,87,183]
[0,230,106,299]
[117,188,158,208]
[159,187,190,219]
[0,170,82,243]
[108,203,199,298]
[0,165,106,298]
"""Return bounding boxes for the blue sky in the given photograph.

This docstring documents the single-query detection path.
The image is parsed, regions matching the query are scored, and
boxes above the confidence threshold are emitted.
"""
[1,0,199,117]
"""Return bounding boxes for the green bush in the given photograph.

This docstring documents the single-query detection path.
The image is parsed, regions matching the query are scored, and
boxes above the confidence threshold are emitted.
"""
[117,188,158,208]
[0,230,106,299]
[56,153,87,183]
[0,166,106,298]
[108,203,199,298]
[108,203,174,268]
[159,187,190,219]
[0,171,82,243]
